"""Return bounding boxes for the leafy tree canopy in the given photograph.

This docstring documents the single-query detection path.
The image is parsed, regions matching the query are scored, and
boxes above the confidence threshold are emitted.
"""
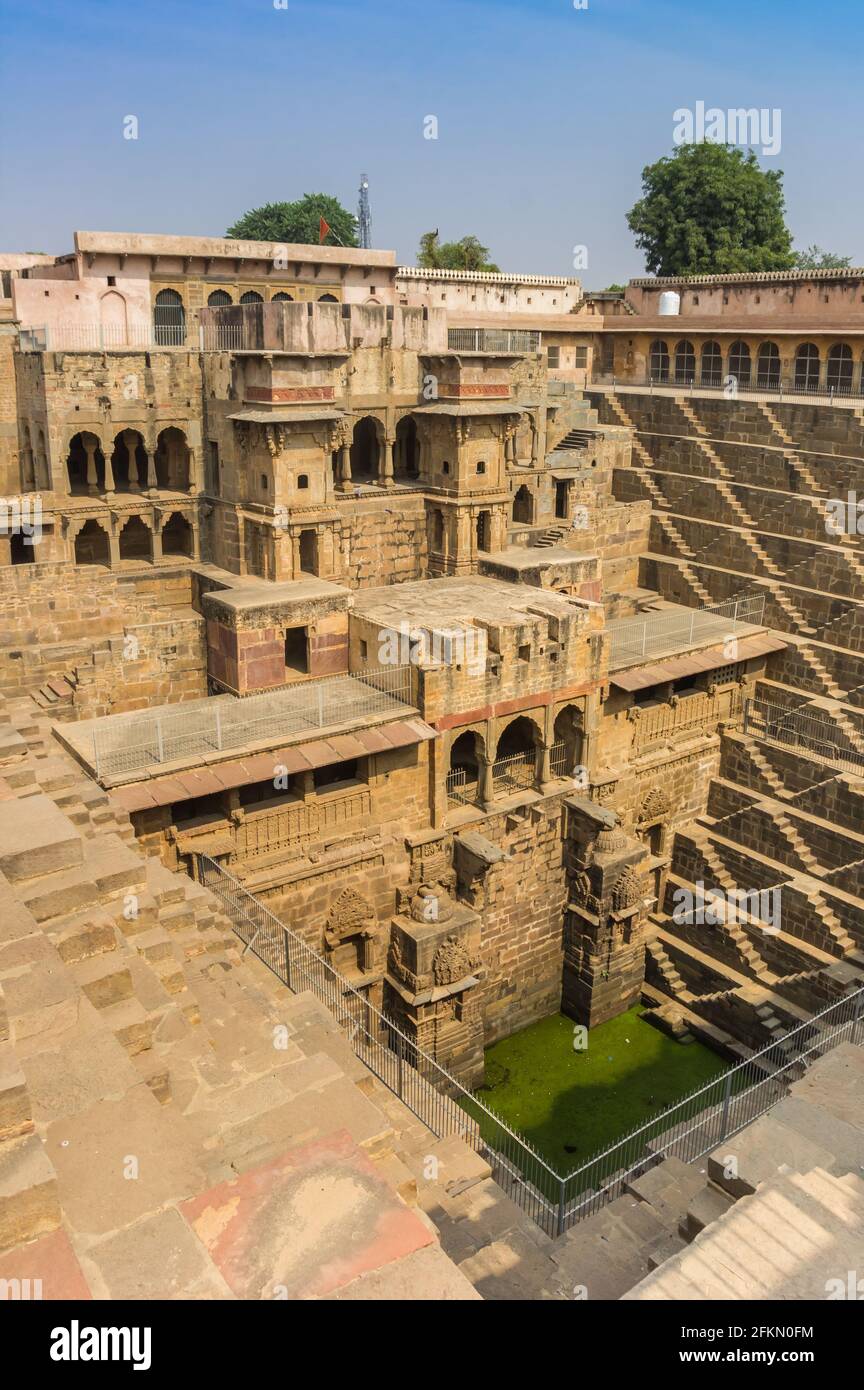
[603,283,627,293]
[793,244,853,270]
[626,144,795,277]
[226,194,358,247]
[418,231,500,272]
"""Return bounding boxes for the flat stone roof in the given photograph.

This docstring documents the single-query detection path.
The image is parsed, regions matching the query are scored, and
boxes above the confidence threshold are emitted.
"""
[204,576,350,616]
[74,231,397,268]
[410,402,523,417]
[479,546,597,571]
[352,575,586,630]
[227,408,346,424]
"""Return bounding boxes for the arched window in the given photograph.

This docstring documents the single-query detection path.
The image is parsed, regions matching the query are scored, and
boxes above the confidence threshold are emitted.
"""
[119,516,152,562]
[794,343,820,392]
[208,290,232,306]
[827,344,853,393]
[756,341,781,389]
[161,512,193,557]
[272,292,293,302]
[318,294,338,303]
[153,289,185,347]
[674,340,696,383]
[350,417,380,481]
[74,520,111,566]
[240,291,263,305]
[701,341,722,386]
[493,717,538,793]
[649,340,670,382]
[512,485,532,524]
[728,340,751,386]
[448,730,482,807]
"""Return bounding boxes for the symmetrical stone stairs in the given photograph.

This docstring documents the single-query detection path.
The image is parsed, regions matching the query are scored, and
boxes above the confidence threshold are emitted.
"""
[624,1043,864,1300]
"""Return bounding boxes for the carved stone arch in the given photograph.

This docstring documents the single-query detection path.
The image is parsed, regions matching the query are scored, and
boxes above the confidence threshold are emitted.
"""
[432,933,475,987]
[611,863,643,913]
[324,886,379,974]
[638,786,670,824]
[325,886,377,946]
[493,711,543,758]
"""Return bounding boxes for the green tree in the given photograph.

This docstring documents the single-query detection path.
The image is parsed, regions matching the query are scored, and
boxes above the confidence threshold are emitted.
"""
[227,194,358,247]
[603,283,627,293]
[793,244,853,270]
[626,144,795,277]
[418,231,500,272]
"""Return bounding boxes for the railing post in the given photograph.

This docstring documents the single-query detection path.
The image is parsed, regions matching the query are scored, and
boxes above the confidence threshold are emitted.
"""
[852,988,864,1046]
[397,1032,404,1100]
[155,716,164,763]
[93,729,101,782]
[556,1177,567,1238]
[215,706,222,751]
[718,1068,734,1142]
[317,686,324,728]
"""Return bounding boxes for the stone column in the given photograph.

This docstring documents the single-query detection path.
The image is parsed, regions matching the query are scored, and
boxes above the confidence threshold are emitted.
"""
[84,438,99,494]
[536,739,552,789]
[339,445,353,492]
[145,450,158,495]
[187,447,199,495]
[478,753,495,809]
[381,437,395,488]
[124,431,141,492]
[151,518,163,563]
[107,517,120,569]
[102,444,115,495]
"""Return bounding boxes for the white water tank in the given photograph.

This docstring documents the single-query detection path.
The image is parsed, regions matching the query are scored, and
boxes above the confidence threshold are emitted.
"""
[658,290,681,316]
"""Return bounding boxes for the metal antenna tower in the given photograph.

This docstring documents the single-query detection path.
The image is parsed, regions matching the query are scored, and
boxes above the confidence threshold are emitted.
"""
[358,174,372,249]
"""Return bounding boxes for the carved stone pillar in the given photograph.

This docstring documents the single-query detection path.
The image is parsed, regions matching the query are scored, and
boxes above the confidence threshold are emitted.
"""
[339,445,353,492]
[102,443,115,495]
[381,437,395,488]
[478,753,495,809]
[145,451,158,494]
[536,739,552,789]
[84,438,99,494]
[107,516,120,569]
[124,430,141,492]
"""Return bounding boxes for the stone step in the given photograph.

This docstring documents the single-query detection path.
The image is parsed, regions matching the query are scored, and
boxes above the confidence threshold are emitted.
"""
[69,955,135,1012]
[0,1134,61,1254]
[680,1181,736,1240]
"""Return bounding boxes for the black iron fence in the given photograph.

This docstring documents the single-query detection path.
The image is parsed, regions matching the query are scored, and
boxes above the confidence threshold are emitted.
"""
[200,855,864,1238]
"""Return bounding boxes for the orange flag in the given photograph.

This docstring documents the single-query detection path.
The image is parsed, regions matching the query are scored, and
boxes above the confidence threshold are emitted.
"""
[319,217,331,244]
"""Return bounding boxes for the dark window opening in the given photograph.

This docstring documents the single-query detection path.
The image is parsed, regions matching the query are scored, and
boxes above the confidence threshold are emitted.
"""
[314,759,359,790]
[284,627,309,674]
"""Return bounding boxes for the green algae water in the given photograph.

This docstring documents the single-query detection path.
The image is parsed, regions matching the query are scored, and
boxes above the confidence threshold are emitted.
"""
[465,1006,726,1173]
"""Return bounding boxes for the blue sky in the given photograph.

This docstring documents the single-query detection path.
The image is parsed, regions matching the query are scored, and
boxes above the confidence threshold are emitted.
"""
[1,0,861,285]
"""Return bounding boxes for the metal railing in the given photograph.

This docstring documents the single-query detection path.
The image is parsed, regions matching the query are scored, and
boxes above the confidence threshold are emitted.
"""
[549,739,569,777]
[446,766,475,808]
[199,856,562,1234]
[91,665,415,781]
[447,328,541,354]
[492,748,535,793]
[608,594,766,669]
[198,853,864,1238]
[558,985,864,1226]
[591,373,864,402]
[743,697,864,777]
